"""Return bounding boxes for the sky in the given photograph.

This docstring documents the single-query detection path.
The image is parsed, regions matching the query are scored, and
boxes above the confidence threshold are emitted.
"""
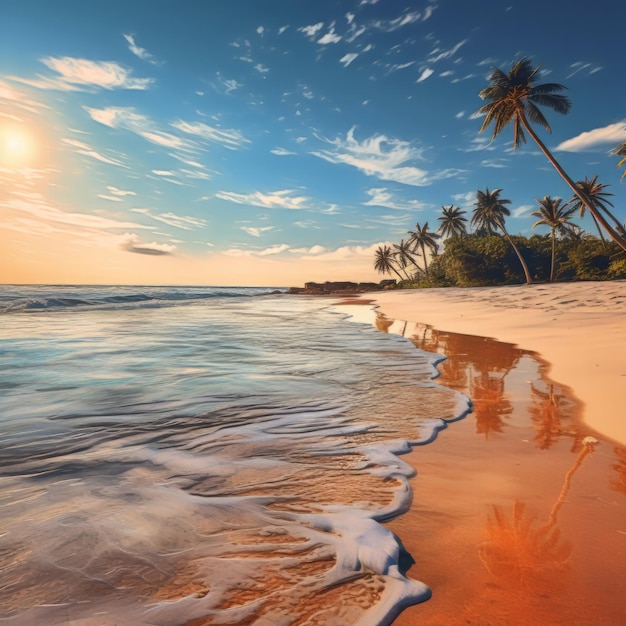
[1,0,625,286]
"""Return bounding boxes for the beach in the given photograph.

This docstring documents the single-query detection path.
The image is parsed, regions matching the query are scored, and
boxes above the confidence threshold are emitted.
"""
[371,280,626,446]
[352,280,626,624]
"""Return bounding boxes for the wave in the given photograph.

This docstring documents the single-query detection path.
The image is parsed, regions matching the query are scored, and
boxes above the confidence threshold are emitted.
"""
[0,285,283,314]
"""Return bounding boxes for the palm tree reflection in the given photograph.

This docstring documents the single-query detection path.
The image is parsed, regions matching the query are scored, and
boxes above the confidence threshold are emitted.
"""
[479,437,598,584]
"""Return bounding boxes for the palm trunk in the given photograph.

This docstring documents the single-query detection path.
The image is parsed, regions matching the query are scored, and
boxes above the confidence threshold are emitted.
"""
[420,242,429,275]
[550,228,556,282]
[502,226,532,284]
[389,264,404,281]
[520,115,626,252]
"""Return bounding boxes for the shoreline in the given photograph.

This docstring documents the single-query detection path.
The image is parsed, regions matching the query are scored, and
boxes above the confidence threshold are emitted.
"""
[368,281,626,446]
[334,298,626,624]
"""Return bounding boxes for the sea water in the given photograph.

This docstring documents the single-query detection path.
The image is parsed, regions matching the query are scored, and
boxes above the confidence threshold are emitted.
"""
[0,285,469,625]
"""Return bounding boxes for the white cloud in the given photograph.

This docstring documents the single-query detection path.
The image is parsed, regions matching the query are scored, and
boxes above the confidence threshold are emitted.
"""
[241,225,273,237]
[271,147,296,156]
[340,53,359,67]
[451,191,476,207]
[318,30,342,44]
[512,205,533,219]
[130,207,207,230]
[427,40,468,64]
[171,119,250,150]
[416,68,434,83]
[85,106,197,152]
[255,63,269,74]
[215,189,310,210]
[363,187,428,210]
[299,23,324,38]
[119,232,176,255]
[61,138,127,167]
[555,121,626,152]
[123,34,157,64]
[290,245,326,255]
[258,244,290,256]
[455,111,465,119]
[481,158,509,168]
[14,56,153,91]
[278,25,289,35]
[311,126,437,187]
[107,185,136,197]
[374,11,422,32]
[256,26,265,36]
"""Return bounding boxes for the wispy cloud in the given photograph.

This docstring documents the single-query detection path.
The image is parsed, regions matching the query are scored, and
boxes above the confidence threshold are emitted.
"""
[224,243,291,257]
[119,232,176,255]
[171,120,250,150]
[481,158,509,168]
[0,79,49,114]
[317,28,342,44]
[290,245,326,255]
[427,39,468,64]
[363,187,428,210]
[556,121,626,152]
[566,61,603,79]
[11,57,153,91]
[241,225,274,237]
[271,147,296,156]
[123,34,158,64]
[85,106,198,152]
[340,53,359,67]
[299,23,324,38]
[215,189,310,210]
[61,138,127,167]
[311,126,440,187]
[130,207,207,230]
[417,68,434,83]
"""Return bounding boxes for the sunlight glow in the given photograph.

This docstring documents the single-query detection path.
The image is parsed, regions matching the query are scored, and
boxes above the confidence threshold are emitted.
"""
[0,124,38,166]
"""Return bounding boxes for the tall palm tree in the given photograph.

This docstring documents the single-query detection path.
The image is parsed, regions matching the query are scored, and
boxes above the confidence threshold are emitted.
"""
[613,141,626,180]
[476,57,626,251]
[407,222,440,275]
[374,244,404,281]
[564,175,622,243]
[531,195,576,281]
[437,205,468,239]
[472,187,533,284]
[393,239,422,278]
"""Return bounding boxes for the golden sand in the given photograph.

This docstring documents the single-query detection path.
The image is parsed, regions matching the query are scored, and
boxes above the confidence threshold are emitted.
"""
[351,297,626,625]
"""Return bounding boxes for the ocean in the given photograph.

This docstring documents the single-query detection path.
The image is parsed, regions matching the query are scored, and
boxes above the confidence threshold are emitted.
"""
[0,285,469,625]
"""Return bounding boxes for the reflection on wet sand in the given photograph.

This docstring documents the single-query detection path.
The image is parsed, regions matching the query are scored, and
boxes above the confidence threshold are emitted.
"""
[374,313,626,625]
[479,437,597,586]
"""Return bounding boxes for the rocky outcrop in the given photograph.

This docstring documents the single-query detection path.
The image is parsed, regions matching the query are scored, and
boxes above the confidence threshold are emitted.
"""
[285,280,396,295]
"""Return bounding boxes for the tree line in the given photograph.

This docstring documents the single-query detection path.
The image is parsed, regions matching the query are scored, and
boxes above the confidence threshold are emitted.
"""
[374,58,626,287]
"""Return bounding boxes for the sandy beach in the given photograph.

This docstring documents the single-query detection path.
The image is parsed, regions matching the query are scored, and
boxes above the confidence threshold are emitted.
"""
[340,280,626,624]
[372,280,626,446]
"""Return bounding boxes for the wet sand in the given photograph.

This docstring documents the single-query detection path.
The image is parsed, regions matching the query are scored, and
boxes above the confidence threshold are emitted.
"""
[370,281,626,446]
[363,313,626,625]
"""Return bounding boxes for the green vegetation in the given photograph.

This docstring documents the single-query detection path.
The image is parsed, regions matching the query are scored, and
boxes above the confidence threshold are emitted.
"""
[373,58,626,288]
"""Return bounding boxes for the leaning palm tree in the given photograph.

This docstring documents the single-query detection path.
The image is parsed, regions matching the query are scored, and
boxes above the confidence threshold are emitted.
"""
[613,141,626,180]
[437,205,468,239]
[374,244,404,281]
[472,187,533,284]
[531,196,576,281]
[564,175,622,244]
[407,222,440,275]
[476,57,626,251]
[393,239,422,278]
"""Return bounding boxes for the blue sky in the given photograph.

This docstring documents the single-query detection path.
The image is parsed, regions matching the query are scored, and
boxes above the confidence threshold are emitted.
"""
[1,0,625,285]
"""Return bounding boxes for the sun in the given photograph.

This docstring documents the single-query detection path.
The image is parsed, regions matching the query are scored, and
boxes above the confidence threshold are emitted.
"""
[0,124,38,167]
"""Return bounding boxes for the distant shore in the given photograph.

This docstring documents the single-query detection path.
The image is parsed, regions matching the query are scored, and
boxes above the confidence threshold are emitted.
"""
[369,281,626,446]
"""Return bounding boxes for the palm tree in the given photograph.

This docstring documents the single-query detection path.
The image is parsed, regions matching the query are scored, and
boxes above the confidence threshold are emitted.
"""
[407,222,440,275]
[374,244,404,281]
[531,196,576,281]
[564,175,624,243]
[393,239,422,278]
[437,205,468,239]
[613,141,626,180]
[472,187,533,284]
[476,57,626,251]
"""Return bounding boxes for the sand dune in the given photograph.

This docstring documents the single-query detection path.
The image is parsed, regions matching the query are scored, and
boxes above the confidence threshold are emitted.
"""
[372,280,626,445]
